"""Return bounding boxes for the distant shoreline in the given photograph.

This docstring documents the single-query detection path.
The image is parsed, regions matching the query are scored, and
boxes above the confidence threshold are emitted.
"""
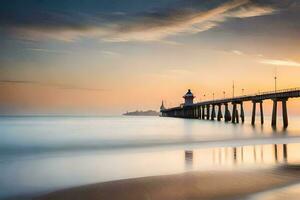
[123,110,160,116]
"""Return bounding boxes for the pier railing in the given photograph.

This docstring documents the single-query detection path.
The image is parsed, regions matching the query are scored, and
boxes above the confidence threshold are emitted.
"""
[195,87,300,105]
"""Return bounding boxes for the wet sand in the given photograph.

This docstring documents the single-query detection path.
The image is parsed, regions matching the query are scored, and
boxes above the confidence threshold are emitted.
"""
[35,166,300,200]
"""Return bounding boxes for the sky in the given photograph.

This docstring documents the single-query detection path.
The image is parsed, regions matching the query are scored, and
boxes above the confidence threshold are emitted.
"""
[1,0,300,115]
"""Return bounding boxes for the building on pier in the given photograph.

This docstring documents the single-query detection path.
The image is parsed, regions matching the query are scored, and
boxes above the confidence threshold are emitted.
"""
[183,89,195,106]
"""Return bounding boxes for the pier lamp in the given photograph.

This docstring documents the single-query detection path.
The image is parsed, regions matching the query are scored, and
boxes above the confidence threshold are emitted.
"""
[274,74,277,93]
[274,66,278,93]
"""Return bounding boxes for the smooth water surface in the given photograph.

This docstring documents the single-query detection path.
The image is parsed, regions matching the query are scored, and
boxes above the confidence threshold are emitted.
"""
[1,116,300,199]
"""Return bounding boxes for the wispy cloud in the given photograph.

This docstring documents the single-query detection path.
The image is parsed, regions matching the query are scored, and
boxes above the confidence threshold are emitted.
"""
[226,4,276,18]
[0,0,281,42]
[232,50,244,55]
[259,59,300,67]
[0,80,106,91]
[100,50,120,57]
[26,48,71,54]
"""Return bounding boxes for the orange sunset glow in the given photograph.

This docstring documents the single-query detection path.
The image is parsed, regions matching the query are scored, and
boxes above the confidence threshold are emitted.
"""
[1,0,300,116]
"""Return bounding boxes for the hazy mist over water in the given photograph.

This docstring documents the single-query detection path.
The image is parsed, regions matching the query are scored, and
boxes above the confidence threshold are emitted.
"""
[1,116,300,199]
[1,0,300,199]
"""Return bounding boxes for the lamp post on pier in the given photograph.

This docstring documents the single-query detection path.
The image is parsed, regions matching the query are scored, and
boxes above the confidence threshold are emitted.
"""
[274,67,278,93]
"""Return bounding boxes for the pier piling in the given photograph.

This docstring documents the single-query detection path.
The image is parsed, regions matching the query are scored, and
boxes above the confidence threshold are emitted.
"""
[235,109,239,123]
[198,106,201,119]
[211,105,216,120]
[232,103,237,123]
[202,106,205,119]
[206,105,210,120]
[217,104,223,121]
[240,103,245,123]
[271,99,277,127]
[251,101,256,125]
[224,103,231,122]
[282,98,288,128]
[260,101,264,124]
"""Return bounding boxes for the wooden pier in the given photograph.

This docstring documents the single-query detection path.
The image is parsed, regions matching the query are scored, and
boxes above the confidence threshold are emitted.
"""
[161,88,300,128]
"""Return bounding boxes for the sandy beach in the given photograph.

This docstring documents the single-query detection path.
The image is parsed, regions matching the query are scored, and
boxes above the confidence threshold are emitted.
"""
[35,165,300,200]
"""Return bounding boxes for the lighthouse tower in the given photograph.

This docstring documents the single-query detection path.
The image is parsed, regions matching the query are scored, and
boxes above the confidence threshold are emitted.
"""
[160,101,166,111]
[183,89,195,106]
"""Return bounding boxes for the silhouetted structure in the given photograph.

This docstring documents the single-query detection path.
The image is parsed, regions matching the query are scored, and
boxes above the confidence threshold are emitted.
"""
[183,89,195,106]
[124,110,159,116]
[160,101,166,111]
[160,88,300,127]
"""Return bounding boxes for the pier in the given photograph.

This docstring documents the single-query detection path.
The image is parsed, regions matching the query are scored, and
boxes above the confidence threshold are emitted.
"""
[161,88,300,128]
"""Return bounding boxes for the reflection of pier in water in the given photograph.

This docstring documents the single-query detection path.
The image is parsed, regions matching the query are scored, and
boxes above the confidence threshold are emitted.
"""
[184,144,290,170]
[185,150,193,170]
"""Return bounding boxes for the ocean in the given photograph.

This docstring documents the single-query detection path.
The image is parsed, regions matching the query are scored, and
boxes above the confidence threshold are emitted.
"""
[1,115,300,199]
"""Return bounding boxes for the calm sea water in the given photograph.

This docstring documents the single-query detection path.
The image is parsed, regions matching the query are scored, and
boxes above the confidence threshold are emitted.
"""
[1,115,300,199]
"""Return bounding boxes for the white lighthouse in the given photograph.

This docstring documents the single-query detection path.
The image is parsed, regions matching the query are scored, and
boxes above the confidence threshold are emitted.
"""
[183,89,195,106]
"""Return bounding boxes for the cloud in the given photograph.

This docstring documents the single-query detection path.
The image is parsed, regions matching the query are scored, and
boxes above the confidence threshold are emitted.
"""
[26,48,71,54]
[232,50,244,55]
[100,50,120,57]
[259,59,300,67]
[0,0,282,42]
[0,80,106,91]
[226,4,276,18]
